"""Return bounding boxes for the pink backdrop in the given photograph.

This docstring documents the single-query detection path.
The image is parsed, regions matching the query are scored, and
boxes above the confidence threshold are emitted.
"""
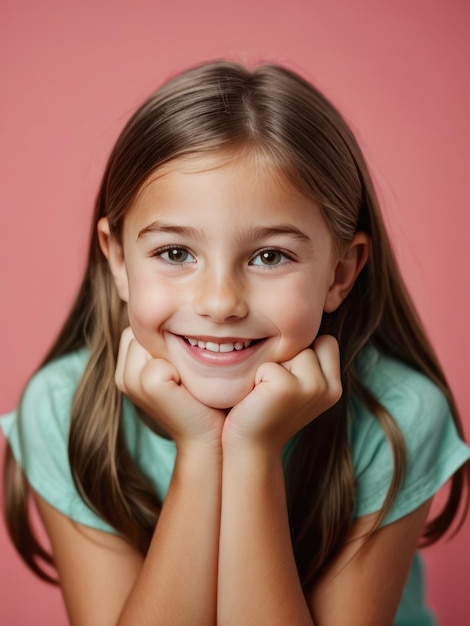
[1,1,469,623]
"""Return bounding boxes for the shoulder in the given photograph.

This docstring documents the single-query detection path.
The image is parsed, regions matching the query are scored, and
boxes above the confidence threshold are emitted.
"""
[368,346,444,401]
[1,349,119,531]
[350,345,470,522]
[5,349,90,446]
[23,349,89,411]
[5,349,88,464]
[352,345,450,437]
[350,346,451,460]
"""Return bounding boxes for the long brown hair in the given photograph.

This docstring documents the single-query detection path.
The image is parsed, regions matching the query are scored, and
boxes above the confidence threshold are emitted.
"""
[4,60,469,590]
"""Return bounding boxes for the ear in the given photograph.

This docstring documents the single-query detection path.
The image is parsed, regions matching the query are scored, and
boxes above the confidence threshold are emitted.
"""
[97,217,129,303]
[324,232,369,313]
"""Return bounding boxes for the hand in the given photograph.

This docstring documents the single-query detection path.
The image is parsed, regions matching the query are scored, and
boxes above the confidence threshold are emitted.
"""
[223,335,342,453]
[115,327,225,448]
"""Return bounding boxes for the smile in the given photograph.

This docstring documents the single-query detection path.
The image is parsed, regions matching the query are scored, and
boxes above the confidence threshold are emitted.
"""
[183,336,254,353]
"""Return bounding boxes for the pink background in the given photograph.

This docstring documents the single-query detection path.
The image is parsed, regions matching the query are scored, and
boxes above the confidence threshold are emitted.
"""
[1,0,469,623]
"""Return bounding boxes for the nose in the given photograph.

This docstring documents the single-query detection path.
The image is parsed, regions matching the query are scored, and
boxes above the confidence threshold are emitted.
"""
[193,269,248,322]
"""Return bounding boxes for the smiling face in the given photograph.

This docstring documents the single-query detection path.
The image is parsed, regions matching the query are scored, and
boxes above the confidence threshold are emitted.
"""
[100,151,361,409]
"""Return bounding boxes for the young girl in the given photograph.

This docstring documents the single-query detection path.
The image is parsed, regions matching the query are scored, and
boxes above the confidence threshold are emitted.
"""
[2,61,469,626]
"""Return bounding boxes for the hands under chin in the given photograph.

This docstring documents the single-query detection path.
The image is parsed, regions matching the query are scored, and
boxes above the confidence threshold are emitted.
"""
[223,335,342,453]
[115,327,226,449]
[115,327,342,454]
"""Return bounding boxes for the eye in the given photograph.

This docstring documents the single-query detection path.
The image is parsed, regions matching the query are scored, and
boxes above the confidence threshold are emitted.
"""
[250,249,289,267]
[157,246,196,264]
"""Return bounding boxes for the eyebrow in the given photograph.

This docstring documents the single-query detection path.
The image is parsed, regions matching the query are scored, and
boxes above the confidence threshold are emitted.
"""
[137,220,312,245]
[243,225,312,245]
[137,221,201,240]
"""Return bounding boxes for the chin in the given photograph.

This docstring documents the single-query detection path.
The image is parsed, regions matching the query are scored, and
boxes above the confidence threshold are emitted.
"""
[189,381,253,411]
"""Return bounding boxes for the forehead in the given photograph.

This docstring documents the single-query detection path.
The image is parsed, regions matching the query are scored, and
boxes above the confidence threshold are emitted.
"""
[131,149,312,216]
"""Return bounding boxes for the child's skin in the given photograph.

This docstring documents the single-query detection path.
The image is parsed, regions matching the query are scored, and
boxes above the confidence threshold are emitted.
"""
[34,150,432,625]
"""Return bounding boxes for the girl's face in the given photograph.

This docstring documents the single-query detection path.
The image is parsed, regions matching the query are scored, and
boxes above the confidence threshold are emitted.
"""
[102,151,357,409]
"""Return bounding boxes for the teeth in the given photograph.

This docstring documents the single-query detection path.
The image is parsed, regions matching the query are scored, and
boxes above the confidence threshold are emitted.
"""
[185,337,253,352]
[220,343,234,353]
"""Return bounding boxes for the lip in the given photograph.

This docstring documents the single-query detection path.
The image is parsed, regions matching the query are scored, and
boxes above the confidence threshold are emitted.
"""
[183,334,254,344]
[175,334,266,366]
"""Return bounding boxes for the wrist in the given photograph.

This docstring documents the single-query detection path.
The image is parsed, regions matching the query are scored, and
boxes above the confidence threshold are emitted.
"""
[221,442,286,499]
[222,423,286,460]
[176,436,223,463]
[222,436,284,468]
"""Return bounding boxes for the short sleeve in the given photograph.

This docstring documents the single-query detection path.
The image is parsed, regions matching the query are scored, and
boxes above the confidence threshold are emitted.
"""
[1,351,116,533]
[350,347,470,524]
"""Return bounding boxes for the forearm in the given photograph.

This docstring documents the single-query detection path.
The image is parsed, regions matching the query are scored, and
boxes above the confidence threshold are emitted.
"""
[217,446,313,625]
[118,442,222,626]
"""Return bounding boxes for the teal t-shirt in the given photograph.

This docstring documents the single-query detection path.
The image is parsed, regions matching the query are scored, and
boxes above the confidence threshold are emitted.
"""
[2,346,469,625]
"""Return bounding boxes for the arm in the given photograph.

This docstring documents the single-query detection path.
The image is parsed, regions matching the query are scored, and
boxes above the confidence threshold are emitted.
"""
[35,439,221,626]
[218,336,338,624]
[308,499,432,625]
[118,440,222,625]
[217,336,431,625]
[217,445,311,625]
[115,330,223,624]
[217,447,431,625]
[35,329,224,625]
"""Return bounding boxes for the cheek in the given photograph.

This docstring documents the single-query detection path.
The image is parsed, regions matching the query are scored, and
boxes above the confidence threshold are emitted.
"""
[125,275,174,345]
[272,283,327,354]
[283,301,322,342]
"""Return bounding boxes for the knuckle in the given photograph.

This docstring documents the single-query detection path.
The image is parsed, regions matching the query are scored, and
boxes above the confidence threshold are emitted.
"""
[327,380,343,406]
[122,326,134,341]
[140,363,159,395]
[140,359,174,395]
[114,372,124,392]
[310,376,327,397]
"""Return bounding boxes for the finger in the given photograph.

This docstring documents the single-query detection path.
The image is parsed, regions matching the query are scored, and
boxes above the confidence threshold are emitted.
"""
[120,336,152,393]
[140,357,181,395]
[280,348,323,389]
[115,327,136,391]
[311,334,342,402]
[140,359,212,425]
[281,338,340,397]
[254,361,288,387]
